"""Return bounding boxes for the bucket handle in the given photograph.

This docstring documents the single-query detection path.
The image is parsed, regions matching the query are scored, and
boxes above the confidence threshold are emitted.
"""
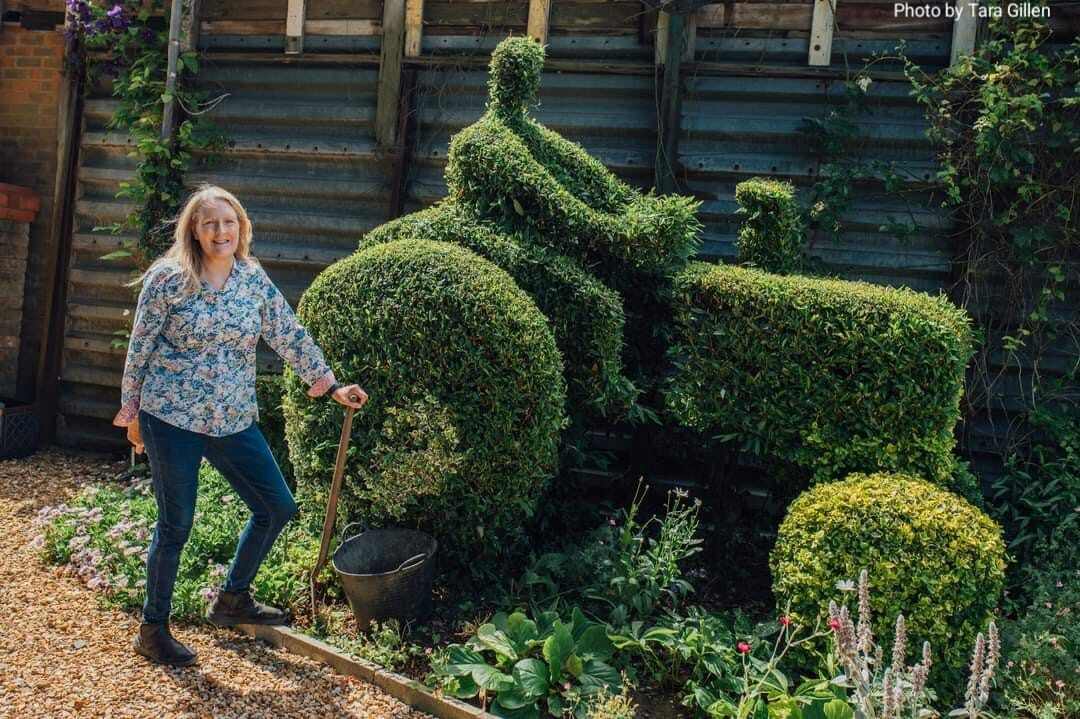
[341,521,368,540]
[396,553,428,573]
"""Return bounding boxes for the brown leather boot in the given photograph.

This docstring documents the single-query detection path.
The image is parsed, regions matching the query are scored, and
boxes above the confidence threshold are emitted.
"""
[133,623,197,667]
[206,589,288,627]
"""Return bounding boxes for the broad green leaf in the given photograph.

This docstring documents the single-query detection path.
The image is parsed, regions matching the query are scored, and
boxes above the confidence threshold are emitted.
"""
[491,698,541,719]
[442,645,486,676]
[497,685,535,710]
[506,612,539,647]
[822,700,854,719]
[471,664,515,692]
[573,625,613,662]
[513,658,549,698]
[543,621,574,683]
[477,623,519,661]
[446,674,479,699]
[576,659,620,695]
[565,654,584,679]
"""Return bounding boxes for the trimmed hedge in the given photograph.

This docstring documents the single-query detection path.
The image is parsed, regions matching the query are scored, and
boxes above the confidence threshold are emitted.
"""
[361,201,635,419]
[254,373,293,487]
[665,261,975,490]
[283,239,567,572]
[445,37,702,279]
[770,473,1006,678]
[735,177,805,275]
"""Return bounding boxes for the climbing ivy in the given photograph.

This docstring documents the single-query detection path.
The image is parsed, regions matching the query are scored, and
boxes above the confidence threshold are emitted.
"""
[66,0,226,265]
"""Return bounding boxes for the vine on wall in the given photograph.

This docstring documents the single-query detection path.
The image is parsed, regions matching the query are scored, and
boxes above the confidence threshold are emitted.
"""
[66,0,226,266]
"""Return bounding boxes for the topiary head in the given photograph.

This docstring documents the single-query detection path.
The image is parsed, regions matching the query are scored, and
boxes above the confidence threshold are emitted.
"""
[488,35,545,119]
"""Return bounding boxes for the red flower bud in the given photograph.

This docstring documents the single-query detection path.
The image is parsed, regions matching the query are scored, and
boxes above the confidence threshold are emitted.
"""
[737,641,751,654]
[779,616,792,627]
[829,618,842,631]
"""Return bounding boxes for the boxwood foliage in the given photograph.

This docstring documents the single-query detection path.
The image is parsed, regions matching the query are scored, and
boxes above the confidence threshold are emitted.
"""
[665,261,975,491]
[771,473,1006,680]
[254,373,294,487]
[282,239,567,573]
[735,177,806,275]
[445,36,702,281]
[360,201,636,420]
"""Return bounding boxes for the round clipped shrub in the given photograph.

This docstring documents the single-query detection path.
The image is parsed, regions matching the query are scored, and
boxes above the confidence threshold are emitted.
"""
[283,239,567,573]
[770,473,1006,674]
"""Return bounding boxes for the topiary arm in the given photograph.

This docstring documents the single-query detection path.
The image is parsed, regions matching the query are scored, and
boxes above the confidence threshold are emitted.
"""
[518,119,638,213]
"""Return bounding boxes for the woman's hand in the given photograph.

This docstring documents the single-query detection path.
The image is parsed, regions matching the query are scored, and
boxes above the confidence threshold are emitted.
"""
[127,419,145,454]
[331,384,368,409]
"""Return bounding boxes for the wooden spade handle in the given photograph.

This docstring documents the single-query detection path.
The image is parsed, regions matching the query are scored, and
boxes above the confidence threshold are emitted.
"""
[313,405,356,581]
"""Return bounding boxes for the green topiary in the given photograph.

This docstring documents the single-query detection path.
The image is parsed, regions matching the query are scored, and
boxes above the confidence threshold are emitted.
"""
[445,37,702,281]
[665,261,975,492]
[734,177,806,275]
[283,239,567,573]
[254,373,294,487]
[770,472,1006,679]
[360,201,635,420]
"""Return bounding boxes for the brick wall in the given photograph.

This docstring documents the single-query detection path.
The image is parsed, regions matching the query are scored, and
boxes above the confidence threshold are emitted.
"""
[0,22,66,401]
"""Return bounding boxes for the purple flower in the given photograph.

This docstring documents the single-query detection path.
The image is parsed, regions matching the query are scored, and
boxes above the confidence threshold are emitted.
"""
[106,4,123,18]
[142,28,156,44]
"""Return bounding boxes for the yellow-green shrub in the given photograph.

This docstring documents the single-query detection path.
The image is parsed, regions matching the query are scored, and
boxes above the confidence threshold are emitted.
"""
[770,473,1006,676]
[665,261,975,491]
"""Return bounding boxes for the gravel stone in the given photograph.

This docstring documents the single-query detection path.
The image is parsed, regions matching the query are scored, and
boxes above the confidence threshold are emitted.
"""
[0,448,433,719]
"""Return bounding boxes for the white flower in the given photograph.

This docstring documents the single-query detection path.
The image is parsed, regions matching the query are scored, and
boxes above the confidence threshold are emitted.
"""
[856,76,872,93]
[836,579,857,592]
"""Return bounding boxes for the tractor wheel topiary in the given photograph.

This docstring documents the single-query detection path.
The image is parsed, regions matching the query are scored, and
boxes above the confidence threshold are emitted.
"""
[770,472,1006,682]
[283,239,567,575]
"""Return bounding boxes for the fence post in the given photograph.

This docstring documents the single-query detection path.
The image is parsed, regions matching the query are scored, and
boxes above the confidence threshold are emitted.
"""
[655,11,688,194]
[376,0,407,148]
[950,0,978,65]
[404,0,424,57]
[285,0,306,55]
[527,0,552,45]
[808,0,836,66]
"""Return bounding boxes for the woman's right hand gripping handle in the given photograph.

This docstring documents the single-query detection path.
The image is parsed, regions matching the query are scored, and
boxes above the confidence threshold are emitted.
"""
[127,418,144,455]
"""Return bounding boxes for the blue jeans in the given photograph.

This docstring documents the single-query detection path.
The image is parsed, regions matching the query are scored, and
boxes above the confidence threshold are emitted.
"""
[138,410,298,624]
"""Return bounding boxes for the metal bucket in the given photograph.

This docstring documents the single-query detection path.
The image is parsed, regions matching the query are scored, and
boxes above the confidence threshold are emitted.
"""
[331,523,437,632]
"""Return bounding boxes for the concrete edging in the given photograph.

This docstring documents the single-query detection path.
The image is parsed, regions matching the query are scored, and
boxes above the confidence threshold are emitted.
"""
[236,623,496,719]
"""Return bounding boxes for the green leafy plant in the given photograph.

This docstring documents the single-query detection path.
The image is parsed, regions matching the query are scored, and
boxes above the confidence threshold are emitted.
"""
[68,0,226,264]
[734,178,807,275]
[429,608,622,718]
[34,463,317,620]
[771,473,1007,689]
[666,262,976,492]
[285,239,566,577]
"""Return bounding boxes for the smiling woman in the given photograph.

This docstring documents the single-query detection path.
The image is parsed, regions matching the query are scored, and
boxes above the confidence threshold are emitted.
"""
[109,184,369,667]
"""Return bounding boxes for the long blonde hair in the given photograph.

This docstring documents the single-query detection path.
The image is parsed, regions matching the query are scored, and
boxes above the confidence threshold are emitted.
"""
[128,184,256,292]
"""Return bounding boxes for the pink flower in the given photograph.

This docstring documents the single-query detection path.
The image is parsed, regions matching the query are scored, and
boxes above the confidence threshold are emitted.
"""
[737,642,751,654]
[829,618,842,631]
[779,616,792,627]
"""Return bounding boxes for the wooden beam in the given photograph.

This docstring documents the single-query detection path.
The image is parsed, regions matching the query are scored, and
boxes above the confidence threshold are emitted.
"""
[404,0,423,57]
[808,0,836,66]
[376,0,407,148]
[656,10,695,66]
[285,0,306,54]
[950,0,977,66]
[179,0,201,54]
[655,11,687,194]
[527,0,551,45]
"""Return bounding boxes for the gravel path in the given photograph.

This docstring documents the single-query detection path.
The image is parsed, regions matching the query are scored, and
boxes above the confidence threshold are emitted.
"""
[0,448,433,719]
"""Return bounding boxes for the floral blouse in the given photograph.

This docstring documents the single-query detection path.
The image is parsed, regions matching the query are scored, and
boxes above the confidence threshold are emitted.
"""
[113,257,336,437]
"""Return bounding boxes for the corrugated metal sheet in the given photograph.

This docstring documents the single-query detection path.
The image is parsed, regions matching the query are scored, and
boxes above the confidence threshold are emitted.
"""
[57,56,388,450]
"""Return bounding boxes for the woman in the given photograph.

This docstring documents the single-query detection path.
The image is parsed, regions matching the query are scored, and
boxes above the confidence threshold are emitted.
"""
[113,184,367,667]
